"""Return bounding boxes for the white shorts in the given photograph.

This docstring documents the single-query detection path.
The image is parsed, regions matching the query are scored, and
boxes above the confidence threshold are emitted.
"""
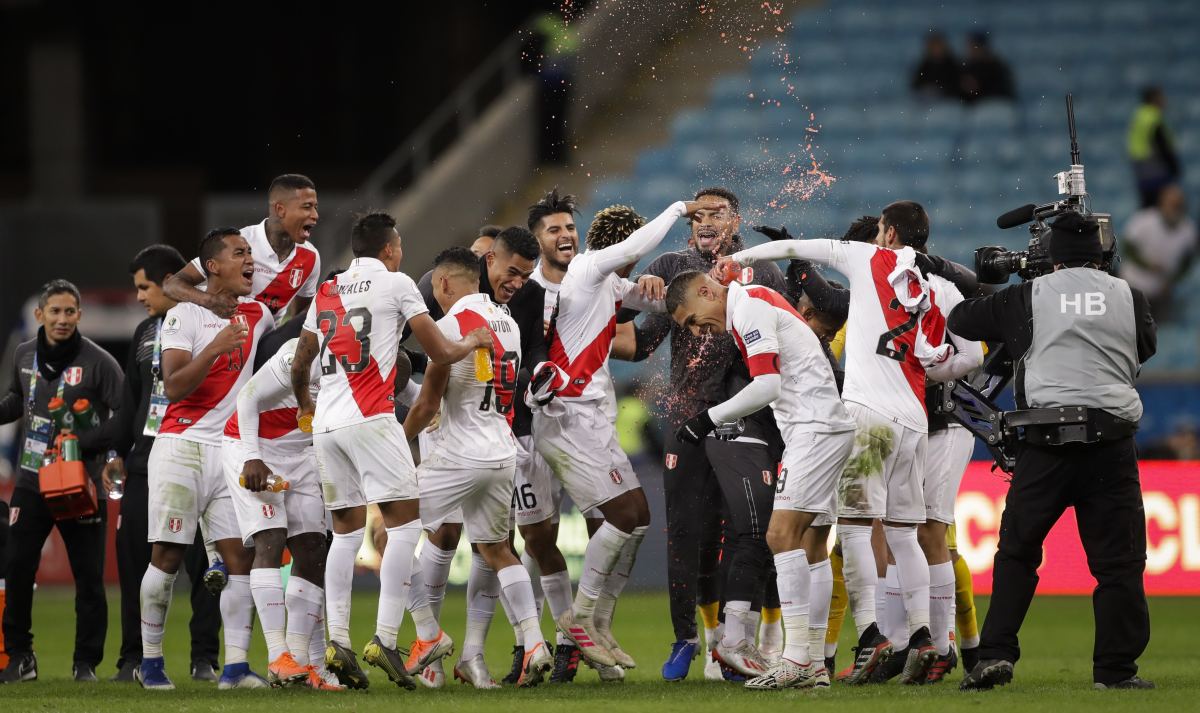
[222,437,328,546]
[532,401,639,513]
[147,436,240,545]
[774,428,855,519]
[315,417,419,510]
[419,454,515,544]
[514,434,563,526]
[836,402,928,524]
[924,426,975,525]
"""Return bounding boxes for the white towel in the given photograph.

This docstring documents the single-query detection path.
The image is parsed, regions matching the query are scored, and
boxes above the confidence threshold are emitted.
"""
[886,248,951,367]
[524,361,570,417]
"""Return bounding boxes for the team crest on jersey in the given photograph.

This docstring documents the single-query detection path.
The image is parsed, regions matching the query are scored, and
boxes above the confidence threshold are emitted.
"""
[168,517,183,533]
[64,367,83,386]
[664,454,677,470]
[743,330,761,345]
[9,507,18,525]
[289,267,304,289]
[609,469,623,485]
[262,504,276,519]
[762,470,773,486]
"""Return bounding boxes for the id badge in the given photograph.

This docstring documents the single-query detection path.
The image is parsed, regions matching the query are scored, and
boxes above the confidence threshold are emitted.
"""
[144,379,169,436]
[20,415,53,472]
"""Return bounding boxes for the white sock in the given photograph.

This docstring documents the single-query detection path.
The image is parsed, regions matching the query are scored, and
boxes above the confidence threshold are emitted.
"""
[595,524,645,633]
[808,559,833,665]
[704,623,720,652]
[930,562,955,656]
[884,565,907,644]
[884,526,931,636]
[139,565,176,658]
[417,543,455,620]
[325,528,363,647]
[310,598,329,673]
[774,549,811,665]
[407,557,441,641]
[285,576,324,666]
[575,522,630,605]
[722,600,751,647]
[250,568,288,660]
[463,555,500,660]
[760,615,783,653]
[375,522,421,648]
[498,565,543,650]
[838,524,878,638]
[521,550,545,620]
[540,568,573,619]
[204,538,219,566]
[221,574,254,665]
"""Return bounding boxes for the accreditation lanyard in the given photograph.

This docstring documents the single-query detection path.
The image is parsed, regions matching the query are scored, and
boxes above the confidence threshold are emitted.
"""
[144,318,168,436]
[19,354,66,472]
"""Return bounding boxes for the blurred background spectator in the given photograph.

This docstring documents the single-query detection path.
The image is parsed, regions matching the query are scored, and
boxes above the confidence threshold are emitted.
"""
[911,31,962,101]
[960,32,1016,103]
[1141,416,1200,460]
[1128,86,1183,207]
[1120,183,1197,319]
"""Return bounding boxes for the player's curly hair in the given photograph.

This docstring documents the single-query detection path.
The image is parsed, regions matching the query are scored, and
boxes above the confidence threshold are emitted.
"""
[585,204,647,251]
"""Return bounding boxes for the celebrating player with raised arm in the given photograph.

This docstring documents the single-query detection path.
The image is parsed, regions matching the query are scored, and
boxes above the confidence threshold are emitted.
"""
[666,272,855,690]
[714,206,956,685]
[530,199,718,668]
[289,212,490,690]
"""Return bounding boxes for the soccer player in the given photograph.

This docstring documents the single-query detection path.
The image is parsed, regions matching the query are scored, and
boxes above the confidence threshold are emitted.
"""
[165,174,322,320]
[403,247,553,687]
[137,229,275,690]
[530,198,718,668]
[667,272,856,690]
[290,212,490,690]
[103,246,222,683]
[222,332,341,690]
[717,201,956,685]
[614,187,791,681]
[408,225,547,687]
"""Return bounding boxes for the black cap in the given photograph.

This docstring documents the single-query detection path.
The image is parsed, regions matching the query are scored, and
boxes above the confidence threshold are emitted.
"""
[1048,212,1102,266]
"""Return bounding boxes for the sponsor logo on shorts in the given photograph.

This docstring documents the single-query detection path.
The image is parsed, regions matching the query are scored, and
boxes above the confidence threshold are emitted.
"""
[9,507,18,525]
[168,517,183,533]
[665,454,677,470]
[762,470,773,486]
[743,329,761,345]
[609,469,623,485]
[262,504,276,519]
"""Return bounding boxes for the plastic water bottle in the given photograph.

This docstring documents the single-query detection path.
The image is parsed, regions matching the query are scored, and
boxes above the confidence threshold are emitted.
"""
[239,473,290,492]
[474,348,494,382]
[106,449,124,500]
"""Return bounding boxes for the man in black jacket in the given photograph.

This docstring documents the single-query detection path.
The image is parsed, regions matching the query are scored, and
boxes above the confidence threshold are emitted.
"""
[618,187,790,680]
[101,246,223,683]
[0,280,123,683]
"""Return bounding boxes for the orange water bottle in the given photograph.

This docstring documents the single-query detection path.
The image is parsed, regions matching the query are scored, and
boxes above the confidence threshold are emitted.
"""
[474,348,493,382]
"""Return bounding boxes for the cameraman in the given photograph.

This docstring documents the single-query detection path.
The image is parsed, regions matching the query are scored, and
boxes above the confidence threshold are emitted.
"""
[948,213,1157,691]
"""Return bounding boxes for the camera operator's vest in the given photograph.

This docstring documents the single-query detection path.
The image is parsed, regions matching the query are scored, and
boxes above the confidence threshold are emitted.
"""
[1022,268,1142,422]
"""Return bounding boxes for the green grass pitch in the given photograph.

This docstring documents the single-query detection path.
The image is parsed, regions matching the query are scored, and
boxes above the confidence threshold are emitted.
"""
[1,588,1196,712]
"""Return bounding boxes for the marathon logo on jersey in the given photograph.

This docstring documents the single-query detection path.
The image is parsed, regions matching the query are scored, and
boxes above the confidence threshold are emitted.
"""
[743,329,762,345]
[168,517,183,533]
[64,366,83,386]
[262,504,276,519]
[289,267,304,289]
[610,468,623,485]
[665,454,678,470]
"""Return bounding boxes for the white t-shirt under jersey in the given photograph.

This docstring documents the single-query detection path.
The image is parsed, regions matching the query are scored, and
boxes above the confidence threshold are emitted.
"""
[302,257,429,433]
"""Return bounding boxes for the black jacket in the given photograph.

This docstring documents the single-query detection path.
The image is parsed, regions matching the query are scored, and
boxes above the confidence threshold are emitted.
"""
[1,331,123,491]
